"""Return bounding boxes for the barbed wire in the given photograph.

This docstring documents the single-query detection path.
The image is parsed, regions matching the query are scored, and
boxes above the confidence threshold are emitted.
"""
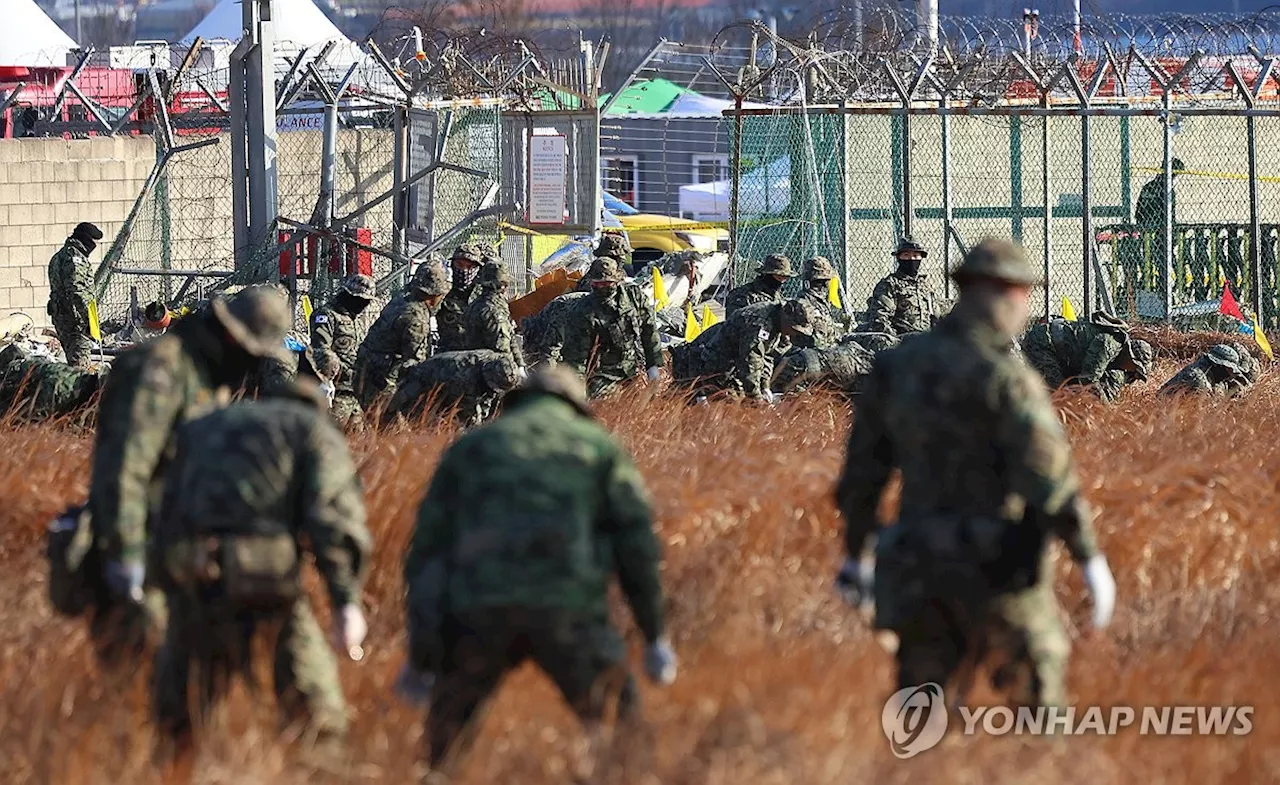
[696,9,1280,106]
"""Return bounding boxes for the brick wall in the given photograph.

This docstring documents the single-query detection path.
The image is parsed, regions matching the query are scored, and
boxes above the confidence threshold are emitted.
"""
[0,136,155,327]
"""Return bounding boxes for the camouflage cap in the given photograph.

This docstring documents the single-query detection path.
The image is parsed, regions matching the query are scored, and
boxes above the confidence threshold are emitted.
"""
[506,365,591,417]
[757,254,795,277]
[802,256,837,282]
[586,255,626,283]
[340,273,377,300]
[1090,311,1130,333]
[1205,343,1243,371]
[209,285,292,360]
[410,258,453,297]
[482,354,521,393]
[950,238,1041,287]
[476,261,510,288]
[894,237,928,257]
[595,232,632,260]
[451,243,485,264]
[780,298,814,335]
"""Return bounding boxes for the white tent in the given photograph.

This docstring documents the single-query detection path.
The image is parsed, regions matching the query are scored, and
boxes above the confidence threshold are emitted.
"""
[3,0,77,67]
[664,92,770,116]
[185,0,365,66]
[678,156,791,222]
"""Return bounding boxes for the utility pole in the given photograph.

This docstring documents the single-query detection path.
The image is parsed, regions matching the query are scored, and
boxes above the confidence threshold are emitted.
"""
[230,0,279,268]
[74,0,82,44]
[918,0,938,54]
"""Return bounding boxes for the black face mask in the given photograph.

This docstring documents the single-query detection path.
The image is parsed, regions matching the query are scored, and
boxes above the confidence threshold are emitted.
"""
[73,235,98,255]
[761,276,785,293]
[336,291,370,316]
[897,258,922,277]
[453,264,479,289]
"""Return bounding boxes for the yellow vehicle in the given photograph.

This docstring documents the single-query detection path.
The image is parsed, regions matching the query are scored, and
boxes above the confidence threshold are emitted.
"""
[604,192,728,266]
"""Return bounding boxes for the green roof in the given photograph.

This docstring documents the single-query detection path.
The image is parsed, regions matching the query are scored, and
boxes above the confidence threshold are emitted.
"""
[600,78,693,115]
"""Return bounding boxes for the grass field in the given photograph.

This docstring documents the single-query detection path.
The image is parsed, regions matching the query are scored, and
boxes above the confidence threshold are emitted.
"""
[1,331,1277,784]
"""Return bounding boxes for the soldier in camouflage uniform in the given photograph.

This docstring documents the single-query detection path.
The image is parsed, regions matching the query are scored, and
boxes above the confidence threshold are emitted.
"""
[462,261,525,370]
[354,259,450,410]
[724,254,793,318]
[87,286,293,662]
[560,257,663,399]
[771,335,876,398]
[863,238,940,338]
[835,238,1115,709]
[384,349,521,428]
[1021,312,1154,403]
[671,299,815,402]
[47,222,104,367]
[399,367,676,774]
[311,273,376,428]
[151,376,371,761]
[0,342,104,421]
[520,291,588,367]
[1158,342,1258,398]
[799,256,851,348]
[436,244,486,353]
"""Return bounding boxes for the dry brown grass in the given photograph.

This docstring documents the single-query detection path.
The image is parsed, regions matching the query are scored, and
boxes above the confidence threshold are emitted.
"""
[2,353,1279,784]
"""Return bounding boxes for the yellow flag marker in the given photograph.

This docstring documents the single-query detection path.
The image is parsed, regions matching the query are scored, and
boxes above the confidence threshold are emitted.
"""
[683,302,702,342]
[301,294,314,322]
[1254,316,1274,360]
[652,266,669,310]
[86,299,102,342]
[1061,296,1077,321]
[700,304,720,329]
[828,277,843,309]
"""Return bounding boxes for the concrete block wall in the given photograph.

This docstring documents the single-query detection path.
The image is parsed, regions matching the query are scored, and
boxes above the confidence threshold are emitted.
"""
[0,136,156,326]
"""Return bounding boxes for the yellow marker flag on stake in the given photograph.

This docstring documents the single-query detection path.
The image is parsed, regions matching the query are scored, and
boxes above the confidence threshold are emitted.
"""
[86,299,102,342]
[683,303,702,342]
[828,277,843,309]
[701,304,720,329]
[652,266,669,311]
[1254,316,1274,361]
[1061,296,1077,321]
[301,294,314,323]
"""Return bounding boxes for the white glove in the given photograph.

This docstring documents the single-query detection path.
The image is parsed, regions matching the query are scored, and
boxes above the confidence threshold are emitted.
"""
[1083,554,1116,630]
[646,366,661,383]
[643,637,677,686]
[761,389,777,405]
[332,604,368,660]
[516,366,528,382]
[394,663,435,706]
[319,380,336,408]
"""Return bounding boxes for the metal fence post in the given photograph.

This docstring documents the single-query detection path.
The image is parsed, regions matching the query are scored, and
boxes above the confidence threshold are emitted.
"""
[1162,91,1174,322]
[728,95,743,285]
[941,94,953,299]
[392,104,409,263]
[1042,109,1051,320]
[245,0,279,256]
[1248,113,1263,324]
[901,102,913,239]
[1081,110,1093,318]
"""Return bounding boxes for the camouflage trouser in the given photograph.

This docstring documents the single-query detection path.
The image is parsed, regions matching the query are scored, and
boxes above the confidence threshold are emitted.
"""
[153,590,347,745]
[875,518,1068,708]
[354,354,400,411]
[330,391,364,431]
[50,306,92,367]
[1020,331,1068,391]
[427,607,638,772]
[586,368,639,399]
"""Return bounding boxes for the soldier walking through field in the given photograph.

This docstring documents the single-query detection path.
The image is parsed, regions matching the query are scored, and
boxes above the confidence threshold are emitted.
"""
[835,238,1116,710]
[47,222,104,367]
[151,375,370,767]
[398,367,676,776]
[560,257,663,399]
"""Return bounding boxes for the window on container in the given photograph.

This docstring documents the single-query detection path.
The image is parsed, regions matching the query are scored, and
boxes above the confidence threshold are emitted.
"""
[603,157,639,207]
